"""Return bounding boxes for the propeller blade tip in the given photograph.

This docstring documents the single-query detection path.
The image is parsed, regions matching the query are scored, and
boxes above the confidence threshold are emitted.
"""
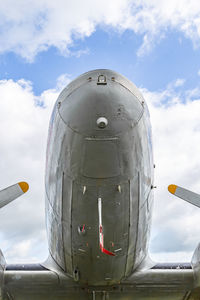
[18,182,29,193]
[168,184,177,194]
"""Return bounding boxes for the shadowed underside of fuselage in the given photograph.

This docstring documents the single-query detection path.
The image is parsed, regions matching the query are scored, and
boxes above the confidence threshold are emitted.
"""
[1,70,200,299]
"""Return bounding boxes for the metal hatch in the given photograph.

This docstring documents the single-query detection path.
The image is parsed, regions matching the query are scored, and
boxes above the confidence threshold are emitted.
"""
[82,140,120,178]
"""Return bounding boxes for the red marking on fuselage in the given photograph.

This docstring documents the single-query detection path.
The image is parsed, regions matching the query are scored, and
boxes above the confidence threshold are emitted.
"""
[101,247,115,256]
[82,224,85,232]
[99,228,115,256]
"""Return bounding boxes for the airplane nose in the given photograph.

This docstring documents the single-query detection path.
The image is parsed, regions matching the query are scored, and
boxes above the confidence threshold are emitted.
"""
[58,70,144,137]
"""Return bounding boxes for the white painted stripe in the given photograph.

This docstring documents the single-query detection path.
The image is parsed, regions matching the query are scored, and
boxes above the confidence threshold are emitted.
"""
[98,197,102,226]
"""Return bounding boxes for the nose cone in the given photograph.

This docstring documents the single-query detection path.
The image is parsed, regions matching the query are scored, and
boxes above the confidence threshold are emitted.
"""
[58,70,144,136]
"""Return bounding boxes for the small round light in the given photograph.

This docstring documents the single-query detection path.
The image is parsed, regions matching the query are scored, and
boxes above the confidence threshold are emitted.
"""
[97,117,108,129]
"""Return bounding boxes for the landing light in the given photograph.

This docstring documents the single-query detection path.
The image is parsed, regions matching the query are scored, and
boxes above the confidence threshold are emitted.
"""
[97,117,108,129]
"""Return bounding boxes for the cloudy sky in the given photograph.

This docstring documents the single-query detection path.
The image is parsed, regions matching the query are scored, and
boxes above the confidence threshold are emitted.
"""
[1,0,200,264]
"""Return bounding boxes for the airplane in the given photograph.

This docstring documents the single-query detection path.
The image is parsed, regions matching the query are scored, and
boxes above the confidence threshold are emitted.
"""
[0,69,199,299]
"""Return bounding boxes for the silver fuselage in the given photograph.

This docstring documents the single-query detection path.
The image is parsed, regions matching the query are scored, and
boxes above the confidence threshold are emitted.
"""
[3,70,195,300]
[45,69,154,286]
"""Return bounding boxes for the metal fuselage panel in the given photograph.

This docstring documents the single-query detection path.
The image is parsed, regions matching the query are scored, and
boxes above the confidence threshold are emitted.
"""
[45,70,154,285]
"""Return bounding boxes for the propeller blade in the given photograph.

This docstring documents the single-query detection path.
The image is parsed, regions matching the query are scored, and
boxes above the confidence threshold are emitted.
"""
[168,184,200,208]
[0,182,29,209]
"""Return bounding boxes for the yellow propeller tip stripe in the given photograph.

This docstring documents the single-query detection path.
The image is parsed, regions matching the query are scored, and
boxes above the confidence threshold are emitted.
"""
[168,184,177,194]
[18,182,29,193]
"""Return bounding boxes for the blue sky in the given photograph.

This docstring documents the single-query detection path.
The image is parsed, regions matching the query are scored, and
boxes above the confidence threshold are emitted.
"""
[1,0,200,263]
[1,28,200,95]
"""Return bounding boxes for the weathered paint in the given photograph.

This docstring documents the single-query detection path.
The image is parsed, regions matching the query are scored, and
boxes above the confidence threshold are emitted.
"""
[45,70,154,285]
[4,268,194,299]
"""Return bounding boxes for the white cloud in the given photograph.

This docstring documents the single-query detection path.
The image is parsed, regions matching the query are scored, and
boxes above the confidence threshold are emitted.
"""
[150,251,193,263]
[1,74,200,263]
[56,73,72,91]
[174,78,185,87]
[127,0,200,56]
[0,0,130,61]
[141,81,200,261]
[1,1,200,60]
[0,75,71,263]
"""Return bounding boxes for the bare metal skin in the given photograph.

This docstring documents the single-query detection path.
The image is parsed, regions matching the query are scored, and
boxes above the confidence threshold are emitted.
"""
[1,70,198,299]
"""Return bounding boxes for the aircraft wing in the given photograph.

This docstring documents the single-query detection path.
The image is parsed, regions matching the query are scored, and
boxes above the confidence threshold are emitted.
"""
[2,259,196,299]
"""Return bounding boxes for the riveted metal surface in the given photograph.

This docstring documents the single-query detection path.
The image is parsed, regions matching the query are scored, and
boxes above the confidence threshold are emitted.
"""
[125,175,140,277]
[57,69,145,106]
[3,268,194,299]
[82,140,120,178]
[62,174,73,275]
[70,181,130,285]
[58,77,144,137]
[45,69,154,284]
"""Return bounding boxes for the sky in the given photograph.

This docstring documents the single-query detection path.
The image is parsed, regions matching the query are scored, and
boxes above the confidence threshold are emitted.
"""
[1,0,200,264]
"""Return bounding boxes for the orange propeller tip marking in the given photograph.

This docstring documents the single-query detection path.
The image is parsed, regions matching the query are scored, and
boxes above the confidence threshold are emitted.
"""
[168,184,177,194]
[18,182,29,193]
